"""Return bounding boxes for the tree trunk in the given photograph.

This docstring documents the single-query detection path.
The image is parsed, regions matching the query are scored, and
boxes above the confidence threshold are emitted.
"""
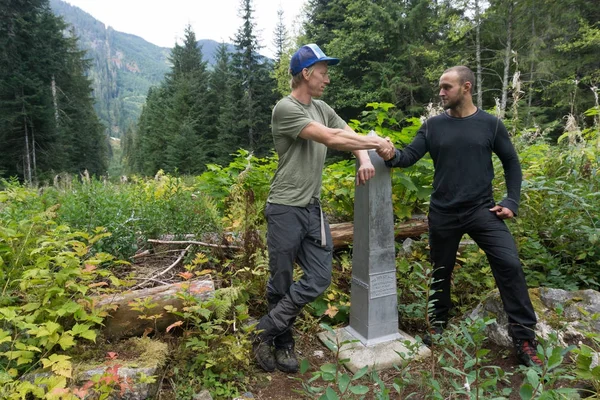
[95,278,214,339]
[526,18,536,126]
[51,75,59,127]
[22,101,31,184]
[499,1,514,119]
[475,0,483,108]
[31,125,36,184]
[330,216,428,249]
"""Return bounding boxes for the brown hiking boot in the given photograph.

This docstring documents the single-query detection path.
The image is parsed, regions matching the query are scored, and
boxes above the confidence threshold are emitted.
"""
[253,340,276,372]
[514,338,543,367]
[274,345,299,373]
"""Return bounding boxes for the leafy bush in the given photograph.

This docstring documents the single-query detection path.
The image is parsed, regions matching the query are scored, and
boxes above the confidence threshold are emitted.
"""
[0,185,125,398]
[41,173,222,259]
[511,136,600,290]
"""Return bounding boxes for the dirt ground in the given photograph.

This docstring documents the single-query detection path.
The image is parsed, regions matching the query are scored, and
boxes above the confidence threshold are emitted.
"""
[241,333,529,400]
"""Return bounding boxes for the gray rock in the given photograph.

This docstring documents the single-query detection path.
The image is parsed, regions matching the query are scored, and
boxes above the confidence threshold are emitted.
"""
[193,389,213,400]
[470,288,600,348]
[233,393,255,399]
[401,238,414,255]
[73,337,169,400]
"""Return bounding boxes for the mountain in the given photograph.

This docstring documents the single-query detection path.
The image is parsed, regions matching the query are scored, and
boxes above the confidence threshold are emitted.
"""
[49,0,235,138]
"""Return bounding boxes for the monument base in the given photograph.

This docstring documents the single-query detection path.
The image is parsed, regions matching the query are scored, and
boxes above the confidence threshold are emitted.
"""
[317,327,431,373]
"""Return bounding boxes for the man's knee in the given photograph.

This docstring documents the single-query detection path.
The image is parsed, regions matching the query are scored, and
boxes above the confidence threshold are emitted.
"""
[313,274,332,297]
[291,274,331,305]
[493,255,522,275]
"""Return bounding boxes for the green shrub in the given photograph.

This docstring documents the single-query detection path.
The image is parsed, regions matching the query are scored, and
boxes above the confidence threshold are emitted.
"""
[0,185,125,398]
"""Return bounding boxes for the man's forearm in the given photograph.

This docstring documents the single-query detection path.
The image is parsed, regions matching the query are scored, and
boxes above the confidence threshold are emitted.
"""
[326,129,386,151]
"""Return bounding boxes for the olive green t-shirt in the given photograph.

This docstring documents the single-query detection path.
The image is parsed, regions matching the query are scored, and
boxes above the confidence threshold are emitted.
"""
[267,95,346,207]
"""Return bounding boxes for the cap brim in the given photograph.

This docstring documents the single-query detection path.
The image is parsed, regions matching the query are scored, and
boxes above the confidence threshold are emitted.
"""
[320,57,340,66]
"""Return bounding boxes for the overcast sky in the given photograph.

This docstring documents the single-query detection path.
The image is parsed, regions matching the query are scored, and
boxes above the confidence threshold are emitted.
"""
[63,0,307,58]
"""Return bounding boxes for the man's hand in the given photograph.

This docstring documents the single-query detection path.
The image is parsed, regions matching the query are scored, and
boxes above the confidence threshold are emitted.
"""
[356,159,375,185]
[376,137,395,160]
[490,205,514,219]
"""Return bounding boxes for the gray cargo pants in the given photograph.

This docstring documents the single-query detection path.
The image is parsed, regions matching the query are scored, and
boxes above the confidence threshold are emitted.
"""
[256,200,333,346]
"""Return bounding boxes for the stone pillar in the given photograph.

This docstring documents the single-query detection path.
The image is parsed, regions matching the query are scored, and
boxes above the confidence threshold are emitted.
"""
[317,133,430,372]
[345,135,400,345]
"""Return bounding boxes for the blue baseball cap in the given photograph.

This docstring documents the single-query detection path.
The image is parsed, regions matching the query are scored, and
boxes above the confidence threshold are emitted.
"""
[289,44,340,76]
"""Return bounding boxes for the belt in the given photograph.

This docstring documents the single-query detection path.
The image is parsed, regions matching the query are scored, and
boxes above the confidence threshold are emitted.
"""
[307,197,327,248]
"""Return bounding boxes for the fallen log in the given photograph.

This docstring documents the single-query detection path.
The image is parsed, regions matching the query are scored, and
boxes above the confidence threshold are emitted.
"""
[95,278,214,339]
[147,238,241,250]
[330,216,428,248]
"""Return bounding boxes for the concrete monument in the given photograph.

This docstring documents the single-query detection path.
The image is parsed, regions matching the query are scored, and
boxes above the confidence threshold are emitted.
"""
[318,132,430,372]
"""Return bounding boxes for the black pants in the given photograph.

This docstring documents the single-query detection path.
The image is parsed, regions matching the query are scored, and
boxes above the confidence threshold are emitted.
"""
[256,202,333,346]
[428,202,537,340]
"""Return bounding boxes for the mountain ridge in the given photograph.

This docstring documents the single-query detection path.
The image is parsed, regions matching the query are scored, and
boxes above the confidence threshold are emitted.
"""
[50,0,235,137]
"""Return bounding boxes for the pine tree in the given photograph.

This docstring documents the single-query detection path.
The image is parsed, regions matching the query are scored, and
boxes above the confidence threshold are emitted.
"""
[272,7,289,65]
[231,0,277,155]
[209,43,239,165]
[128,25,213,175]
[57,30,108,177]
[0,0,107,182]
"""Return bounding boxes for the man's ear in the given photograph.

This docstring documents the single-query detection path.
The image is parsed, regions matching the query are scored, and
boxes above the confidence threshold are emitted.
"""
[464,81,472,93]
[302,68,309,80]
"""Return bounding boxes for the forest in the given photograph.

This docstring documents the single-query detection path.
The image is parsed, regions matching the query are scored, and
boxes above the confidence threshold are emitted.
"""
[0,0,599,399]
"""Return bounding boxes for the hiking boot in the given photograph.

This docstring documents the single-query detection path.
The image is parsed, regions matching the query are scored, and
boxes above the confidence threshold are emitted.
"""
[422,325,444,347]
[514,338,543,367]
[253,340,276,372]
[274,346,299,373]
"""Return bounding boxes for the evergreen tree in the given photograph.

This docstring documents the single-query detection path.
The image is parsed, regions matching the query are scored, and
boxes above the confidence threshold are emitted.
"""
[231,0,277,155]
[164,26,209,174]
[272,7,289,64]
[138,86,171,175]
[0,0,107,182]
[57,29,108,176]
[210,43,239,165]
[303,0,442,120]
[128,25,213,175]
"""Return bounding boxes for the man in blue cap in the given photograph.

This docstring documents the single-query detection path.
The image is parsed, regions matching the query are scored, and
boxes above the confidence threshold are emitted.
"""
[253,44,394,373]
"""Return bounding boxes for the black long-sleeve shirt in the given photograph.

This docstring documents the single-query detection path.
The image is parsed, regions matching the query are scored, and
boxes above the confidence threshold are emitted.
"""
[385,109,522,215]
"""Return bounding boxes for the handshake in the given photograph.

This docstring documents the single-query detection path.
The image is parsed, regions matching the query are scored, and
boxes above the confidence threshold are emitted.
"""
[374,136,395,161]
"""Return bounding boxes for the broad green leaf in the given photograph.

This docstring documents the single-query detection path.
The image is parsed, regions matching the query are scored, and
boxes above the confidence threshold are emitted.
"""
[79,329,97,342]
[464,358,477,369]
[547,347,563,370]
[17,355,34,366]
[22,302,41,312]
[337,373,350,393]
[58,333,76,350]
[71,323,92,336]
[300,358,310,374]
[320,363,337,374]
[321,372,336,382]
[324,387,339,400]
[519,383,533,399]
[349,385,369,395]
[526,368,540,388]
[56,301,81,316]
[45,321,61,335]
[352,366,369,381]
[0,330,12,345]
